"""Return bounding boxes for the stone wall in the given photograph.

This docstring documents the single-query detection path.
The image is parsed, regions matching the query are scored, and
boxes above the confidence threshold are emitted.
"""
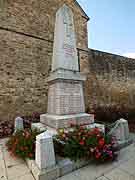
[0,0,88,49]
[0,29,52,120]
[86,49,135,110]
[0,0,89,121]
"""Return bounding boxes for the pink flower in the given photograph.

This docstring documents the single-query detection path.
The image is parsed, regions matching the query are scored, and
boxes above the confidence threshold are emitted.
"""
[95,152,101,159]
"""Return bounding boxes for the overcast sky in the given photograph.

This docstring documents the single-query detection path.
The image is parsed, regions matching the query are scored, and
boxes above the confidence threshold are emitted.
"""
[77,0,135,58]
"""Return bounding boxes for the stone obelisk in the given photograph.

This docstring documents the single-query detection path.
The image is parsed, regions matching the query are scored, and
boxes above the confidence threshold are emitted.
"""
[40,4,94,129]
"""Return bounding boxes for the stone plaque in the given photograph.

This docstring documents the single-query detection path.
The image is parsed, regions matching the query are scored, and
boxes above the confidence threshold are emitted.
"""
[47,81,85,115]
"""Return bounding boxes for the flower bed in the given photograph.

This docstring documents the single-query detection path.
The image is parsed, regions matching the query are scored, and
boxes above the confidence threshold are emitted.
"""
[54,125,118,163]
[6,129,41,159]
[0,121,14,138]
[6,123,118,164]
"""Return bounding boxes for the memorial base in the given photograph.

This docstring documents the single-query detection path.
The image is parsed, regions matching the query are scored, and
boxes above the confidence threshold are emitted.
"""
[40,113,94,129]
[26,157,92,180]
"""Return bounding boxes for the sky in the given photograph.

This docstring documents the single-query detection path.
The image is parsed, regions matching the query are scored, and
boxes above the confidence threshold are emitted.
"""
[77,0,135,58]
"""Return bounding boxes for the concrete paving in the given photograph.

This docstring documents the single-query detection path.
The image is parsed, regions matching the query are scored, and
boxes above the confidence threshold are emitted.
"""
[0,138,135,180]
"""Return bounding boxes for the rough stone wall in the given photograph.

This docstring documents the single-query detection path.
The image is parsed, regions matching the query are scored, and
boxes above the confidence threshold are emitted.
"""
[0,29,52,120]
[0,0,89,121]
[86,49,135,110]
[0,0,88,49]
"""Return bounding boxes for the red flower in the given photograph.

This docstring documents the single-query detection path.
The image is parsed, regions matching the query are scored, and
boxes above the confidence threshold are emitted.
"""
[20,147,24,151]
[79,140,85,146]
[14,139,18,145]
[29,153,33,158]
[95,152,101,159]
[93,128,100,135]
[99,138,105,147]
[25,131,31,139]
[24,146,28,150]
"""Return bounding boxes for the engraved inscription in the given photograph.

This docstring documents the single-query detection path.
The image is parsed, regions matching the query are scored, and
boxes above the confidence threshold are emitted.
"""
[63,44,75,57]
[63,5,73,38]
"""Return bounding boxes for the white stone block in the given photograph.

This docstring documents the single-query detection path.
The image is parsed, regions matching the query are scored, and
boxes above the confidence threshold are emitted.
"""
[109,119,129,142]
[14,117,24,133]
[36,131,56,170]
[40,113,94,129]
[58,158,73,176]
[31,123,46,132]
[86,123,105,133]
[119,118,129,140]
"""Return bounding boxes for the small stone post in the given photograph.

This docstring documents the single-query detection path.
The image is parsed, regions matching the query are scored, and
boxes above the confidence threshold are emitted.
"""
[14,117,24,133]
[109,118,129,142]
[120,118,129,141]
[35,131,56,170]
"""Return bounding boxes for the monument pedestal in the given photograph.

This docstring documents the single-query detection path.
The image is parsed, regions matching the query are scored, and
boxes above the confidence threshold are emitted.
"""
[41,113,94,129]
[40,69,94,129]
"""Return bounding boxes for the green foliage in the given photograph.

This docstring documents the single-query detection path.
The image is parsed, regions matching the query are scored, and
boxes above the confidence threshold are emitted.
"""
[64,138,86,160]
[6,129,41,159]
